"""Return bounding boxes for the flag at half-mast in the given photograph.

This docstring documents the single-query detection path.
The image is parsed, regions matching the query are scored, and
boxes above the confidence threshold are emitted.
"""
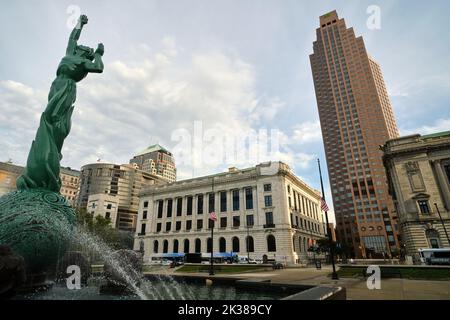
[320,198,329,212]
[209,211,217,221]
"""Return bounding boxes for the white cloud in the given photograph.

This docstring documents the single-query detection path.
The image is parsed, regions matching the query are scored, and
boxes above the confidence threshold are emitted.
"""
[1,38,316,178]
[400,118,450,136]
[291,121,322,144]
[390,74,450,98]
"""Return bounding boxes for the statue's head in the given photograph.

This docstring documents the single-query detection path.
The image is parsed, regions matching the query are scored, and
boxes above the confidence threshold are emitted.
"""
[75,45,95,60]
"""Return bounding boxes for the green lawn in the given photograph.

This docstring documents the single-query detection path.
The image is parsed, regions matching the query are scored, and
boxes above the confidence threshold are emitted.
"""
[175,264,268,274]
[337,266,450,280]
[91,265,161,273]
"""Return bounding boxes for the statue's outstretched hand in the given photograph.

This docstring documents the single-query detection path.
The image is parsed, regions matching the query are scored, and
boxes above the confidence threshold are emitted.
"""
[95,43,105,56]
[79,15,88,26]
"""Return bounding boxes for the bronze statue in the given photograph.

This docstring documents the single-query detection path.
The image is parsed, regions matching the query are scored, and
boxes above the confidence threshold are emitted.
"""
[17,14,104,192]
[0,15,105,278]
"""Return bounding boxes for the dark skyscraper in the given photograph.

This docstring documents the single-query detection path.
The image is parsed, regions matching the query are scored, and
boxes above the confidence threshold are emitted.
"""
[310,10,400,258]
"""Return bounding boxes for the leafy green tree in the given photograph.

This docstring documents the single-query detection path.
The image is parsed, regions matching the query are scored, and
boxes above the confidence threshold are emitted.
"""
[74,207,121,249]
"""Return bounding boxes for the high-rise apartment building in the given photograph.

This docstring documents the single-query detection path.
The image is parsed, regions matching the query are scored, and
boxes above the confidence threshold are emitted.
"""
[129,144,176,183]
[310,11,400,258]
[76,163,167,230]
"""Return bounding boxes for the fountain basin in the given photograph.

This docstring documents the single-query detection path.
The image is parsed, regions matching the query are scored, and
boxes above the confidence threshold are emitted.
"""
[11,275,345,300]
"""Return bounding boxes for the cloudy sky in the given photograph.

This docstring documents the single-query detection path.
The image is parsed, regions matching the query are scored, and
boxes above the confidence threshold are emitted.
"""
[1,0,450,222]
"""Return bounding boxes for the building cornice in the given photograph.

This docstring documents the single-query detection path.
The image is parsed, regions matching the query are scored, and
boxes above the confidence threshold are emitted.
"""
[382,136,450,162]
[139,162,321,199]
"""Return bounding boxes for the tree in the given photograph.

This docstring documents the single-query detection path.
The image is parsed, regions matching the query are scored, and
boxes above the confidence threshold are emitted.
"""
[315,238,331,254]
[74,208,121,249]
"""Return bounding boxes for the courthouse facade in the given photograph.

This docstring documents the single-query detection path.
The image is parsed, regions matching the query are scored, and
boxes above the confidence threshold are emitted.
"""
[134,162,326,265]
[382,131,450,258]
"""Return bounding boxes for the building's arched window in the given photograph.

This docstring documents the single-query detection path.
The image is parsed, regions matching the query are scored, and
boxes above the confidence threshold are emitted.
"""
[232,237,240,252]
[219,237,226,252]
[246,236,254,252]
[299,237,302,252]
[163,240,168,253]
[173,239,179,253]
[195,238,201,253]
[153,240,159,253]
[207,237,212,253]
[184,239,190,253]
[267,235,276,252]
[292,237,297,252]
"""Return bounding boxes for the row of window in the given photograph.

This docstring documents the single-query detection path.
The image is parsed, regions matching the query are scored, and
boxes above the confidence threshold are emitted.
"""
[147,187,259,219]
[151,235,277,254]
[290,214,322,234]
[140,212,275,234]
[287,186,320,220]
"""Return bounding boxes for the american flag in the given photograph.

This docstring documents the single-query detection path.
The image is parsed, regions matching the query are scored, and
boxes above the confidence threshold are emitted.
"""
[320,198,329,212]
[209,211,217,221]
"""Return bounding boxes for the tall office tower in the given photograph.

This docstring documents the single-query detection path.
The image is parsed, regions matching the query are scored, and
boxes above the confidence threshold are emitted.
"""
[129,144,177,183]
[310,11,400,258]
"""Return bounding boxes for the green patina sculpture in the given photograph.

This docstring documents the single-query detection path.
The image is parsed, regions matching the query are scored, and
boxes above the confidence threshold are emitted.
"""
[17,14,104,191]
[0,15,104,273]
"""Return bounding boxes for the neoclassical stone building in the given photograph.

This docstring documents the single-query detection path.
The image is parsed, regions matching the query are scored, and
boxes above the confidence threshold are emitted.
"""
[134,162,326,265]
[382,131,450,258]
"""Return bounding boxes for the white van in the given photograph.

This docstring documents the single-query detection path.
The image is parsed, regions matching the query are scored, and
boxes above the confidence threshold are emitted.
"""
[237,257,249,264]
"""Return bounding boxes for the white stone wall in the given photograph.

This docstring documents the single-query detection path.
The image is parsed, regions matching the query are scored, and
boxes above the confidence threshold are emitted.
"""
[134,162,326,265]
[384,135,450,257]
[87,193,119,228]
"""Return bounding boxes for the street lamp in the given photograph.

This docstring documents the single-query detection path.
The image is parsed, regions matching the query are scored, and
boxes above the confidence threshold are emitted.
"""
[246,222,250,264]
[317,159,338,280]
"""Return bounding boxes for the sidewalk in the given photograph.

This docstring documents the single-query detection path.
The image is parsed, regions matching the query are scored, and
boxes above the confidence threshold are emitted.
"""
[145,266,450,300]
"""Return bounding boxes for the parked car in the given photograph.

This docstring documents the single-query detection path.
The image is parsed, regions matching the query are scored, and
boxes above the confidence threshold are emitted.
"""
[170,261,182,268]
[161,259,172,266]
[237,257,249,264]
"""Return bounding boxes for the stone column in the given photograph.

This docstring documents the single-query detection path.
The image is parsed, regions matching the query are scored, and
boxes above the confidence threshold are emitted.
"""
[433,160,450,210]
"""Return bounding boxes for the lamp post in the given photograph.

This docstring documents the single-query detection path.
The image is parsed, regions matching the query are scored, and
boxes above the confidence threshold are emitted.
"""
[247,222,250,264]
[209,220,214,275]
[318,159,338,280]
[209,177,215,276]
[434,203,450,246]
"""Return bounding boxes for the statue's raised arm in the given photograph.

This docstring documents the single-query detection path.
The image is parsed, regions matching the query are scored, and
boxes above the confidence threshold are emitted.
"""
[66,15,88,55]
[84,43,104,73]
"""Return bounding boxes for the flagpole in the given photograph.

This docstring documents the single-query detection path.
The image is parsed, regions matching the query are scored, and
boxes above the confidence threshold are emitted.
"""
[209,177,215,276]
[318,158,338,280]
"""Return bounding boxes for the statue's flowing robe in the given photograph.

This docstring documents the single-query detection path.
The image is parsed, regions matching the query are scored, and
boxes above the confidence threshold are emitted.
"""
[16,58,78,193]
